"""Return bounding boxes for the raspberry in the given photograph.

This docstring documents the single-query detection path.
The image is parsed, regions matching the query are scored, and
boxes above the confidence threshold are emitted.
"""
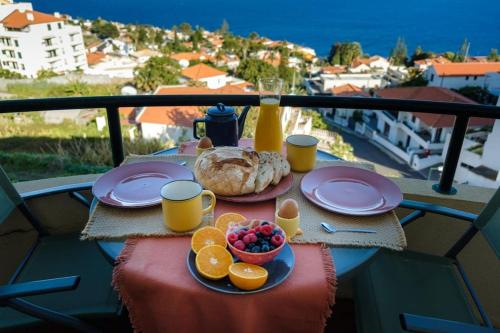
[238,230,247,239]
[255,226,261,232]
[271,235,284,247]
[261,225,273,236]
[233,240,246,251]
[227,233,239,245]
[247,229,256,235]
[248,233,257,243]
[242,234,253,244]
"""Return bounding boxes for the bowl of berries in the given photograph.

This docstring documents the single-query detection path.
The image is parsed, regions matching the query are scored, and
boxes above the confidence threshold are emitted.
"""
[226,219,286,265]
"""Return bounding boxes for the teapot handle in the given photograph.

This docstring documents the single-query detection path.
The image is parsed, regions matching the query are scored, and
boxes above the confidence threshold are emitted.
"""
[193,118,205,139]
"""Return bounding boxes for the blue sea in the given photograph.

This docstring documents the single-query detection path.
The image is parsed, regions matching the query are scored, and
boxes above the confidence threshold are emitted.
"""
[32,0,500,57]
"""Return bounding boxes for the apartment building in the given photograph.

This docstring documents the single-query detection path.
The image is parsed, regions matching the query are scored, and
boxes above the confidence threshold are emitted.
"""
[0,2,87,78]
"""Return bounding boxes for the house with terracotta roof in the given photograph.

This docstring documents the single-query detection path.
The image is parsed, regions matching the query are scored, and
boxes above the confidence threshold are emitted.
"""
[370,87,492,170]
[349,56,389,73]
[425,62,500,90]
[322,84,370,127]
[0,2,87,77]
[180,63,228,89]
[413,56,451,71]
[135,85,253,143]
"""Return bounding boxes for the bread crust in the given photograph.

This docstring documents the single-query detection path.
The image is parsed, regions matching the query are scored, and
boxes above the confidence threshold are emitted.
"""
[194,147,259,196]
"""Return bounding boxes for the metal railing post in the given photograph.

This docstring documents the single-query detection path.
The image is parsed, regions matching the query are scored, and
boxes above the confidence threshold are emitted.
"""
[433,115,469,195]
[106,106,124,167]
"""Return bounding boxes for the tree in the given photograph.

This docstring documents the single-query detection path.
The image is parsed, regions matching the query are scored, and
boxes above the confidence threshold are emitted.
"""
[455,86,492,104]
[219,19,229,35]
[400,68,428,87]
[248,32,259,40]
[136,26,149,46]
[390,37,407,65]
[409,46,435,65]
[133,56,181,92]
[453,38,469,62]
[191,27,203,51]
[154,30,164,46]
[235,59,278,84]
[488,48,499,61]
[327,42,362,65]
[178,22,192,35]
[278,48,294,87]
[443,51,455,61]
[91,19,119,39]
[0,68,25,79]
[36,69,58,79]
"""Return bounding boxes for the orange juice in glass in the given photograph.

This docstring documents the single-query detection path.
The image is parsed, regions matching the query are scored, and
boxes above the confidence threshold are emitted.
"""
[254,78,283,153]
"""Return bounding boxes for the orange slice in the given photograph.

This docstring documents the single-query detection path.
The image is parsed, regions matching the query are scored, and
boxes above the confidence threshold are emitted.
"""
[195,245,233,280]
[228,263,268,290]
[215,213,247,233]
[191,226,227,254]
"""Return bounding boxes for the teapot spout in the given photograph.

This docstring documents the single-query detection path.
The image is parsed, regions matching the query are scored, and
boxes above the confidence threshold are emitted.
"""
[237,105,251,139]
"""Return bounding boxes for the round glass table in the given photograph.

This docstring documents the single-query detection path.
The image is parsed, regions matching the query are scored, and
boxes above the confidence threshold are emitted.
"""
[93,147,379,281]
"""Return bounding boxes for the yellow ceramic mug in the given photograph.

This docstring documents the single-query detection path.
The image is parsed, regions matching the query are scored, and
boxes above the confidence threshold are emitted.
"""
[286,134,319,172]
[160,180,216,232]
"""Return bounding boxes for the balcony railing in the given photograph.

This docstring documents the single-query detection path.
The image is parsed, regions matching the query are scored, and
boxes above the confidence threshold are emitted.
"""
[0,94,499,195]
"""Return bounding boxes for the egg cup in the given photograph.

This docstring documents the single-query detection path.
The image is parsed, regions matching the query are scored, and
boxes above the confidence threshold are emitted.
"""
[275,211,300,240]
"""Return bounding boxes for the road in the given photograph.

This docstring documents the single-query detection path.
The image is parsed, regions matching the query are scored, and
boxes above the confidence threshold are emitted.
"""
[338,130,425,179]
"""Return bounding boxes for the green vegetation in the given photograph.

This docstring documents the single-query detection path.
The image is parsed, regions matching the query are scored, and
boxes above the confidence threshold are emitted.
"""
[328,42,363,65]
[302,110,328,130]
[91,18,119,39]
[453,38,469,62]
[467,145,484,156]
[455,86,492,104]
[133,56,181,92]
[6,81,120,98]
[409,46,435,65]
[36,69,59,80]
[329,135,355,161]
[0,68,25,79]
[235,58,277,84]
[488,48,499,61]
[390,37,408,65]
[400,68,428,87]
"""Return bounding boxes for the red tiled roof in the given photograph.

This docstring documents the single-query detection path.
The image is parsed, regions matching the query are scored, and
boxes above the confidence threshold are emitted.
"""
[170,52,205,61]
[1,10,63,29]
[136,85,254,126]
[331,84,369,97]
[181,63,226,80]
[433,62,500,77]
[376,87,493,128]
[322,66,347,74]
[86,52,105,66]
[414,56,451,66]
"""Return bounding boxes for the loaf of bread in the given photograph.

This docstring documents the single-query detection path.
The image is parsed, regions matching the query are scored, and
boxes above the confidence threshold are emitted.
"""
[194,147,259,196]
[194,147,291,196]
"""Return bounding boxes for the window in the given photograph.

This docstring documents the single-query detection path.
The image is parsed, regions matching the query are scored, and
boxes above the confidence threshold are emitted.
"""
[14,40,18,47]
[44,38,53,46]
[57,22,62,29]
[465,76,469,80]
[430,74,434,81]
[47,24,52,31]
[473,76,478,80]
[12,62,18,69]
[17,52,21,59]
[21,64,25,70]
[8,50,14,58]
[47,49,57,58]
[411,115,416,123]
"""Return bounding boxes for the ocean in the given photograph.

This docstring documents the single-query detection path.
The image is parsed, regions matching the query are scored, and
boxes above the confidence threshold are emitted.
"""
[32,0,500,57]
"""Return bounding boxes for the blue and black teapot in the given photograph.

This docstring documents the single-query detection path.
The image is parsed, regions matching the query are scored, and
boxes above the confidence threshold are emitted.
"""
[193,103,251,147]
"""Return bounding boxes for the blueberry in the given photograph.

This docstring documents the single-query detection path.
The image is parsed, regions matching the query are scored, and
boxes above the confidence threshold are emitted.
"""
[264,236,271,241]
[245,248,252,252]
[248,243,255,248]
[251,246,261,253]
[256,232,263,238]
[241,227,249,232]
[261,240,269,246]
[272,229,279,235]
[261,221,269,225]
[261,244,270,252]
[269,245,276,251]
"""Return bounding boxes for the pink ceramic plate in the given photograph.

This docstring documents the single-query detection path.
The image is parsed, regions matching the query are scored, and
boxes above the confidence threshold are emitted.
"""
[216,173,293,203]
[93,161,193,208]
[300,166,402,216]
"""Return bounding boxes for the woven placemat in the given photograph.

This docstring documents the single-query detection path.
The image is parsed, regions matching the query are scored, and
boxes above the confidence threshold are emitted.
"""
[278,160,406,251]
[81,155,210,240]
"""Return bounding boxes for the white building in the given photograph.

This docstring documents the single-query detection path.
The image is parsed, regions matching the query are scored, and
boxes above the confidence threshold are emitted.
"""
[485,72,500,96]
[0,2,87,77]
[452,119,500,188]
[425,62,500,90]
[180,63,227,89]
[84,53,137,79]
[319,73,387,92]
[371,87,491,171]
[349,56,390,73]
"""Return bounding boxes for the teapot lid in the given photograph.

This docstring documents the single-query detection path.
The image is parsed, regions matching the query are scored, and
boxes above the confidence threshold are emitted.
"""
[207,103,235,117]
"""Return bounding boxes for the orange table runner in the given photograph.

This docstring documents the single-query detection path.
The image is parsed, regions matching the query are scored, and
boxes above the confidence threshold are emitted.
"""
[112,141,336,332]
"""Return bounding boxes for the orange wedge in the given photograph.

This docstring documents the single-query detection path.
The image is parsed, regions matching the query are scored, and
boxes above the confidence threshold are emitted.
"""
[195,245,233,280]
[228,263,268,291]
[191,226,227,254]
[215,213,246,233]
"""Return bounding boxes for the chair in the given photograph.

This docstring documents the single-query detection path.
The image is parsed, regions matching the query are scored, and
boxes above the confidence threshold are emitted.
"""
[353,187,500,333]
[0,166,122,332]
